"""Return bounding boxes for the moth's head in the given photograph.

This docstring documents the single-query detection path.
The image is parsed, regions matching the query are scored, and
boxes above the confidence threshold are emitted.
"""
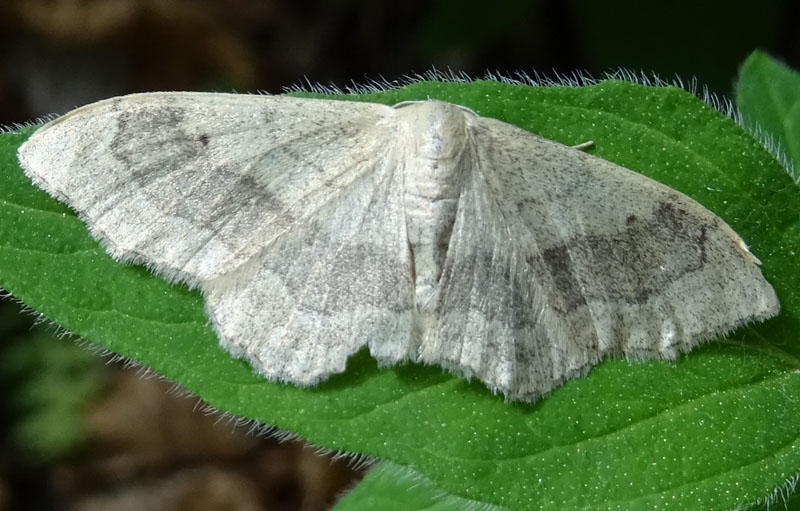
[394,99,473,160]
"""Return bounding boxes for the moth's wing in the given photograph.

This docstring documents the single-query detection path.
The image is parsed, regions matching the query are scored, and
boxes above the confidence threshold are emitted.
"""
[202,148,418,384]
[19,93,417,385]
[19,93,394,284]
[420,115,780,402]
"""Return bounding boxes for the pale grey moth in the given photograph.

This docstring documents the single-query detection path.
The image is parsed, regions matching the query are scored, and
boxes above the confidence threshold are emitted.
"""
[17,92,780,402]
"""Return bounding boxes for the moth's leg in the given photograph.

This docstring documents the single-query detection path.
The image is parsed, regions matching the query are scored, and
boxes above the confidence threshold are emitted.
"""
[571,140,594,151]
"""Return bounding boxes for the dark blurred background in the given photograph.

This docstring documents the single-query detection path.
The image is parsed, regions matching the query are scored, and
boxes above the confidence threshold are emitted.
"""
[1,0,798,123]
[0,1,798,510]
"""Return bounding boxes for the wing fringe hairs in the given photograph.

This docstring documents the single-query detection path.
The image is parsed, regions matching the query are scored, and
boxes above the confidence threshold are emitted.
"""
[17,92,780,402]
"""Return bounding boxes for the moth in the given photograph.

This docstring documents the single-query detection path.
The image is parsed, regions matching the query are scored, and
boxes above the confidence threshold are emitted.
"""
[18,92,780,402]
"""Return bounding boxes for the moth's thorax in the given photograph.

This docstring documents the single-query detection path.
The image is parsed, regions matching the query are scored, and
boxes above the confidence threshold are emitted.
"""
[396,100,472,315]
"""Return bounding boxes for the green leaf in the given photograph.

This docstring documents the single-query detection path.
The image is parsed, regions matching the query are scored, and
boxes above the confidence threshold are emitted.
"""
[335,461,506,511]
[736,50,800,169]
[1,79,798,510]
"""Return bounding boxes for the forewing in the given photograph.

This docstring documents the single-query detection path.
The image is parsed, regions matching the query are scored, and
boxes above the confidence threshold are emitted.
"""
[19,92,417,385]
[18,92,394,285]
[422,115,779,402]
